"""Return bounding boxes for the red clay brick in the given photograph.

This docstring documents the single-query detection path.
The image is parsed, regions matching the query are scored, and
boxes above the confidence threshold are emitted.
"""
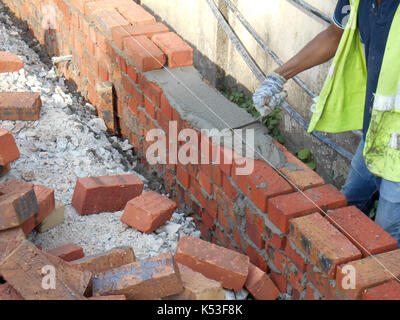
[47,243,85,262]
[112,23,169,50]
[0,227,25,259]
[0,283,23,300]
[0,92,42,121]
[20,185,55,235]
[151,32,193,68]
[117,2,156,25]
[95,82,115,133]
[245,263,280,300]
[175,235,249,292]
[286,241,307,272]
[0,180,38,231]
[268,184,347,233]
[121,191,176,234]
[0,51,23,73]
[176,165,190,188]
[336,249,400,299]
[123,35,166,72]
[92,252,182,299]
[306,282,322,300]
[327,206,398,257]
[71,174,144,215]
[269,271,287,294]
[232,159,293,213]
[84,0,133,19]
[362,280,400,300]
[93,9,129,39]
[290,213,362,279]
[0,128,20,166]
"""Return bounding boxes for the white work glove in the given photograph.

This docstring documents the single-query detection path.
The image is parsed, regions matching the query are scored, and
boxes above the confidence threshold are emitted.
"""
[252,72,287,117]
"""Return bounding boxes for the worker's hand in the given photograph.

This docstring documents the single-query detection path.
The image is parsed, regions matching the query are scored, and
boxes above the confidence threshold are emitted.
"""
[253,72,287,116]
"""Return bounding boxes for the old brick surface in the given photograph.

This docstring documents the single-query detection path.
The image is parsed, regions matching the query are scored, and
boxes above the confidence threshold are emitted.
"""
[47,243,85,262]
[175,235,249,292]
[362,280,400,300]
[0,283,23,300]
[117,2,156,25]
[337,249,400,299]
[0,241,88,299]
[166,263,225,300]
[151,32,194,68]
[0,180,38,231]
[327,206,398,257]
[0,227,25,259]
[123,35,166,72]
[93,9,129,39]
[0,92,42,121]
[268,184,347,233]
[245,263,280,300]
[92,252,183,299]
[71,174,144,215]
[0,128,20,166]
[121,191,176,234]
[95,82,115,133]
[35,200,65,233]
[290,213,362,279]
[20,185,55,235]
[0,51,24,73]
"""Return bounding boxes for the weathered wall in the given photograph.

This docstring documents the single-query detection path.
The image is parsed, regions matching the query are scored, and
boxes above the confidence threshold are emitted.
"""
[140,0,361,187]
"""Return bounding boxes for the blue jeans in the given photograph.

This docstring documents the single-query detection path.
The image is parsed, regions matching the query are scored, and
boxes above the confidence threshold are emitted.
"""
[341,140,400,246]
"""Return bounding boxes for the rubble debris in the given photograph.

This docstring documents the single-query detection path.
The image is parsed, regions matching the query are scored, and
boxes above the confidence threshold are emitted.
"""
[0,92,42,121]
[0,180,38,231]
[0,51,23,73]
[121,191,177,234]
[35,200,65,233]
[51,55,72,65]
[245,263,280,300]
[71,174,144,215]
[0,128,19,165]
[92,252,183,300]
[175,235,250,292]
[47,243,85,262]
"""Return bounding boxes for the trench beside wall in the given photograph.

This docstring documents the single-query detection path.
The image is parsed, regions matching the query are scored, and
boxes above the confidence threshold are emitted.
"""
[4,0,400,300]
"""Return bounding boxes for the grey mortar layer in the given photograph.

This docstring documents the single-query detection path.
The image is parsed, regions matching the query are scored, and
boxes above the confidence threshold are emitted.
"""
[144,67,302,170]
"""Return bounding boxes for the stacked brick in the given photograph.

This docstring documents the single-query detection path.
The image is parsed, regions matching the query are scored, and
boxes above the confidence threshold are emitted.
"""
[3,0,400,300]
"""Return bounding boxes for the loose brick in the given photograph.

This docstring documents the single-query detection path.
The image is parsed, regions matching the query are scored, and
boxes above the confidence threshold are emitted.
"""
[20,185,55,234]
[35,200,65,233]
[290,213,362,279]
[123,35,166,72]
[112,23,169,50]
[0,51,24,73]
[245,263,280,300]
[47,243,85,262]
[362,280,400,300]
[0,180,38,231]
[166,263,225,300]
[0,241,88,299]
[71,174,144,215]
[92,252,183,299]
[232,159,293,213]
[152,32,194,68]
[95,82,115,133]
[89,295,126,300]
[0,283,23,300]
[337,249,400,299]
[327,206,398,257]
[0,92,42,121]
[0,128,20,166]
[121,191,177,234]
[175,235,249,292]
[268,184,347,233]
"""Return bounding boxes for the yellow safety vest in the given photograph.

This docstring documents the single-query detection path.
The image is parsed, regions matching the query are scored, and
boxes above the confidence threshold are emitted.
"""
[308,0,400,182]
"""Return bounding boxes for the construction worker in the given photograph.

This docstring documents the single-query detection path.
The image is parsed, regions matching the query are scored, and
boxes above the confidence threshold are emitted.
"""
[253,0,400,245]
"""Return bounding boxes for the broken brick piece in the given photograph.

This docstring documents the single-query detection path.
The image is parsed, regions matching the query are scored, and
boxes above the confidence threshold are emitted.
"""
[0,180,38,231]
[0,52,24,73]
[0,92,42,121]
[47,243,85,262]
[151,32,194,68]
[0,128,20,166]
[121,191,177,234]
[166,263,225,300]
[175,235,250,292]
[0,241,88,300]
[123,35,166,72]
[0,283,23,300]
[92,252,183,300]
[245,263,280,300]
[20,185,55,235]
[71,174,144,215]
[35,200,65,233]
[95,82,115,133]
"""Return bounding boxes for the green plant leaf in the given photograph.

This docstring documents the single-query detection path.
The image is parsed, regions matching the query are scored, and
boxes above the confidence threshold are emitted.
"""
[297,149,312,161]
[306,160,316,170]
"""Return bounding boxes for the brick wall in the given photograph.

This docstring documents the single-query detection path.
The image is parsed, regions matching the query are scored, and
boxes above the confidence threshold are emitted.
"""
[3,0,400,300]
